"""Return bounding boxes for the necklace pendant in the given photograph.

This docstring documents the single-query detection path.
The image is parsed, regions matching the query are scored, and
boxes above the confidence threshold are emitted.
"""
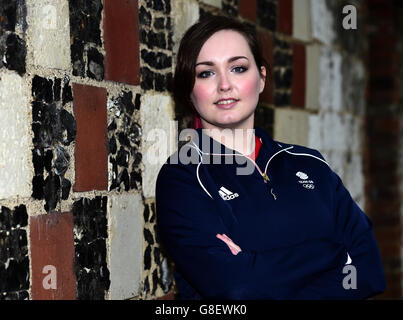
[262,173,270,182]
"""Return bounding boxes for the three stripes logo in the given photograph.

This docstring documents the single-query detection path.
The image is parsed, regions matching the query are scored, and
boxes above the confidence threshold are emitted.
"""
[218,186,239,201]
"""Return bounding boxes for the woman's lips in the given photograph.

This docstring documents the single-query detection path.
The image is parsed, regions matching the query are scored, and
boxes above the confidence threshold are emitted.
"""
[214,99,239,109]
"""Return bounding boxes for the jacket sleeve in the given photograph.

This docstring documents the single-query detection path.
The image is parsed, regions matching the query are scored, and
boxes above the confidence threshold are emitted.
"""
[295,151,386,299]
[156,163,347,299]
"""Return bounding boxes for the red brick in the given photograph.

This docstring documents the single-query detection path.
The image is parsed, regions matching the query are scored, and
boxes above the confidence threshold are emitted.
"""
[277,0,293,35]
[368,90,399,105]
[291,42,306,108]
[73,84,108,191]
[378,272,401,299]
[30,213,76,300]
[377,242,401,258]
[238,0,257,21]
[104,0,140,85]
[370,211,400,227]
[156,292,176,300]
[258,31,274,104]
[374,118,399,133]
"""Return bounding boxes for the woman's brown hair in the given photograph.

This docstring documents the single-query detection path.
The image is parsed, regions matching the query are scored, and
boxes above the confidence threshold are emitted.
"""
[173,15,268,117]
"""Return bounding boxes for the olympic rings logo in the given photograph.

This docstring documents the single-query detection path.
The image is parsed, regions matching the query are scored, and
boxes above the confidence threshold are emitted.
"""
[303,184,315,189]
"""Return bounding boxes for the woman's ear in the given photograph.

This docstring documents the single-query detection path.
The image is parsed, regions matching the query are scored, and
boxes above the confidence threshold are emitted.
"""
[259,66,267,93]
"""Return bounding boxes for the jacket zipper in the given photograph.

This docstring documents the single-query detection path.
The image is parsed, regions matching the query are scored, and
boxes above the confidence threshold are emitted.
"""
[261,146,293,200]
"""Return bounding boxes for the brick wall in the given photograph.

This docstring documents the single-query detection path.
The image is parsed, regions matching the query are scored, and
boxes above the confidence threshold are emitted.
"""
[0,0,401,300]
[365,0,403,299]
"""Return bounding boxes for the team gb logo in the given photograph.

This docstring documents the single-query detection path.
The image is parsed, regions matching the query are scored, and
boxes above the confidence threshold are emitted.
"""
[296,171,308,180]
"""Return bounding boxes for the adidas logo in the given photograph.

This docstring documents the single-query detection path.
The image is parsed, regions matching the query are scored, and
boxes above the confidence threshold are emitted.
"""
[218,186,239,201]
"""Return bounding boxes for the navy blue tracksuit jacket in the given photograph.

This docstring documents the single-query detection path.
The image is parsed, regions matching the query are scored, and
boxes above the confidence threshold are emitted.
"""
[156,126,386,299]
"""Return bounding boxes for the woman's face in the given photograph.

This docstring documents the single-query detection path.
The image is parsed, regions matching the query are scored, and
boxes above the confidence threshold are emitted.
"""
[191,30,266,130]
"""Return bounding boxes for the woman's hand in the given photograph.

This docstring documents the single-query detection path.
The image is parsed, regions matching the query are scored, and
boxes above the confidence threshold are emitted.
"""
[216,233,242,255]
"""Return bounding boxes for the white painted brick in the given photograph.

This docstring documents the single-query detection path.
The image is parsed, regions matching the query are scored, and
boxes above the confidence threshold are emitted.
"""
[0,71,32,200]
[108,193,144,300]
[307,113,323,151]
[140,94,177,199]
[310,0,336,46]
[345,114,363,152]
[323,112,347,152]
[318,47,342,112]
[342,57,366,115]
[199,0,222,9]
[26,0,71,70]
[326,150,345,179]
[306,45,342,112]
[173,0,199,55]
[343,153,364,210]
[273,108,309,146]
[305,44,321,111]
[293,0,312,41]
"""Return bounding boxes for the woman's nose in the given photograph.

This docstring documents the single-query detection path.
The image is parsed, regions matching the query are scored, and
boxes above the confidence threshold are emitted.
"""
[218,73,232,92]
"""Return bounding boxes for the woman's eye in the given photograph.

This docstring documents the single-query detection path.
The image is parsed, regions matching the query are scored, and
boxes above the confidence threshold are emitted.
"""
[232,66,248,73]
[197,71,214,78]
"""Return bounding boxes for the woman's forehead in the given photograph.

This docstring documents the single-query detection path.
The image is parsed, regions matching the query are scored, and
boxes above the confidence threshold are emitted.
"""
[196,30,253,62]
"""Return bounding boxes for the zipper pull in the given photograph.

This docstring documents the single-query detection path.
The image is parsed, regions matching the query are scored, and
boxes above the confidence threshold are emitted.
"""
[262,173,270,183]
[270,188,277,200]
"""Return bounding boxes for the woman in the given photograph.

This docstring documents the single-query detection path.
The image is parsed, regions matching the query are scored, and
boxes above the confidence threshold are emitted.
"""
[156,15,386,300]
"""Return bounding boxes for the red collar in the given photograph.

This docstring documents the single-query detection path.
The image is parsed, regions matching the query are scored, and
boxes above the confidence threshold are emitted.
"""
[246,135,262,161]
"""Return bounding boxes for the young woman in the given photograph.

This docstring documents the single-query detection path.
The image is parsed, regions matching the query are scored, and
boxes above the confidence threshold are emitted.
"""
[156,15,386,300]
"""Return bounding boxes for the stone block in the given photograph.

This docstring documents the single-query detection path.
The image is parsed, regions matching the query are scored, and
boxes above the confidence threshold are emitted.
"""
[0,204,29,299]
[199,0,222,9]
[293,0,311,41]
[0,71,32,200]
[325,150,345,179]
[104,0,140,85]
[307,113,322,151]
[30,212,76,300]
[72,196,110,300]
[342,56,366,115]
[319,47,342,112]
[68,0,103,78]
[305,44,320,111]
[255,105,274,138]
[26,0,71,70]
[273,36,292,106]
[345,114,362,152]
[305,45,342,112]
[108,193,144,300]
[310,0,336,46]
[343,153,364,210]
[273,108,309,146]
[140,94,176,199]
[73,84,108,192]
[1,33,27,75]
[257,0,277,32]
[173,0,199,56]
[322,112,347,152]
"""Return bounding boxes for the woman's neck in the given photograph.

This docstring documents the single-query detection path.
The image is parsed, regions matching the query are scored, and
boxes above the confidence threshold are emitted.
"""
[200,121,256,156]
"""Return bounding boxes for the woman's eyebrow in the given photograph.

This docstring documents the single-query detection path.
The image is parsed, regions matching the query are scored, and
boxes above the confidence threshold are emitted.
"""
[195,56,249,66]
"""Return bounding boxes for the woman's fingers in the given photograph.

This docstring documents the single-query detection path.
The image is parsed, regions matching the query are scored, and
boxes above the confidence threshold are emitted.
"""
[221,234,242,252]
[216,233,242,255]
